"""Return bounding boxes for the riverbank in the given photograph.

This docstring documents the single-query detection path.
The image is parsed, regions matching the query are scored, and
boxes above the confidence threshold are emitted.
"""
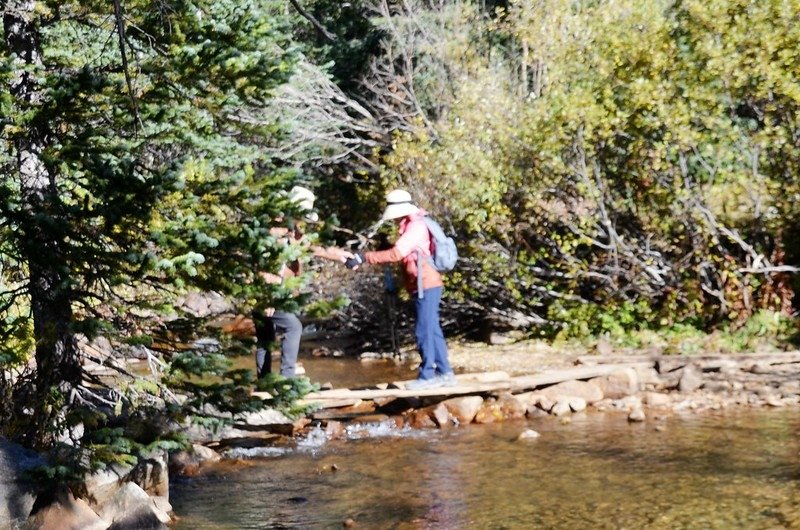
[178,346,800,469]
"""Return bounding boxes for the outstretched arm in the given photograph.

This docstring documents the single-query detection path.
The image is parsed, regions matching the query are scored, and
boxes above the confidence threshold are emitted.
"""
[312,245,354,263]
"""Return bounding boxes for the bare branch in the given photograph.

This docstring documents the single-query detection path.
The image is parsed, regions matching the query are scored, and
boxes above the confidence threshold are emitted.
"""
[287,0,337,42]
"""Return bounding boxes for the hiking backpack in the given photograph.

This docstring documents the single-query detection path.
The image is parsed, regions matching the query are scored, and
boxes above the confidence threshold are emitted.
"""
[422,216,458,272]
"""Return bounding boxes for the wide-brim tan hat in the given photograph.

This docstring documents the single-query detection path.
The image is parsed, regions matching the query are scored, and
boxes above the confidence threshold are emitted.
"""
[381,189,419,221]
[289,185,319,222]
[381,202,420,221]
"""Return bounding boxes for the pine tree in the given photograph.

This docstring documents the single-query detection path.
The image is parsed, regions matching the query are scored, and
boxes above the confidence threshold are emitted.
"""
[1,0,301,452]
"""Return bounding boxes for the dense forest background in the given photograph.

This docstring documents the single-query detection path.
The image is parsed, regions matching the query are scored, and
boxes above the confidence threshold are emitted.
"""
[2,0,800,471]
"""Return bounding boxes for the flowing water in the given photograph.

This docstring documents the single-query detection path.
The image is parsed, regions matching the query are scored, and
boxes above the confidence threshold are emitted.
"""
[170,358,800,529]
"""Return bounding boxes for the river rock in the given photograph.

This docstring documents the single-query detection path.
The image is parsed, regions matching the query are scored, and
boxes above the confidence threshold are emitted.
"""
[177,291,232,317]
[591,368,639,399]
[496,393,527,419]
[628,408,646,422]
[643,392,671,408]
[517,429,541,441]
[550,399,572,417]
[427,403,452,428]
[635,367,664,388]
[324,421,346,440]
[765,395,785,407]
[540,380,604,404]
[24,487,109,530]
[84,463,135,512]
[405,408,437,429]
[474,399,504,424]
[613,395,643,411]
[191,444,221,464]
[526,406,548,418]
[779,380,800,396]
[703,380,732,394]
[98,482,169,530]
[678,364,704,393]
[0,438,45,528]
[568,397,587,413]
[442,396,484,424]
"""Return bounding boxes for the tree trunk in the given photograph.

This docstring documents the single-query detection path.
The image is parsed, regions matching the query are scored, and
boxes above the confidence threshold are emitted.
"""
[4,0,80,447]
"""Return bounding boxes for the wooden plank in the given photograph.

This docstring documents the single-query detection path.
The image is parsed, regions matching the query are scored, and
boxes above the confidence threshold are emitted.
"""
[277,381,513,401]
[254,364,654,403]
[298,398,363,409]
[577,352,800,365]
[390,370,510,388]
[507,363,652,392]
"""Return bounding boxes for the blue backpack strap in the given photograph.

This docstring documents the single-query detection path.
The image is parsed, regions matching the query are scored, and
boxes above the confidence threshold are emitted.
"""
[416,250,424,299]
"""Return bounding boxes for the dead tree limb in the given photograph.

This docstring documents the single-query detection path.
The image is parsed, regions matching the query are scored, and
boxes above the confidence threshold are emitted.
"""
[288,0,337,42]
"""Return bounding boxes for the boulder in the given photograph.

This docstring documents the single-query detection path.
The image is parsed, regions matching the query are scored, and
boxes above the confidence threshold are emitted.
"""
[643,392,671,408]
[525,406,548,418]
[496,393,527,419]
[126,450,169,498]
[177,291,232,318]
[568,397,587,413]
[323,421,346,440]
[428,403,452,428]
[634,367,664,387]
[84,463,135,511]
[549,399,572,417]
[23,487,108,530]
[98,483,169,530]
[191,444,221,464]
[591,367,639,399]
[678,364,703,393]
[613,395,643,411]
[405,408,437,429]
[474,399,504,424]
[0,438,46,528]
[540,380,604,404]
[442,396,484,424]
[703,381,732,394]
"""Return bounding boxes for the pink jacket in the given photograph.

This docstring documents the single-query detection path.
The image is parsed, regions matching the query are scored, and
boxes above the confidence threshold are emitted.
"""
[364,211,443,294]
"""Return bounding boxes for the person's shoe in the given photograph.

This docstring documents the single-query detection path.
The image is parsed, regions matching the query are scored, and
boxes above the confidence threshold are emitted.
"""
[435,371,457,387]
[405,377,443,391]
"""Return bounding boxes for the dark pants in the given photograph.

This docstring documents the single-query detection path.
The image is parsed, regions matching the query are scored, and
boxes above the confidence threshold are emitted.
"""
[253,311,303,377]
[415,287,452,380]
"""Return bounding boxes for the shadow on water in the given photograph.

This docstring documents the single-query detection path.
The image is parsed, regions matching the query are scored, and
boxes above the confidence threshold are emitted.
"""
[171,407,800,530]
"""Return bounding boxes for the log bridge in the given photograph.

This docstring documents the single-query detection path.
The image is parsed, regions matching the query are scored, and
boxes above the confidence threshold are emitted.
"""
[251,351,800,414]
[253,362,654,414]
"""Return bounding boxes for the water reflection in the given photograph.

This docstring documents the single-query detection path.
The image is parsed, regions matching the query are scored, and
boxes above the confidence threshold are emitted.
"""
[171,408,800,529]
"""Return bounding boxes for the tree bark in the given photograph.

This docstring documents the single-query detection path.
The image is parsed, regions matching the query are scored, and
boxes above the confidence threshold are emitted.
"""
[4,0,80,447]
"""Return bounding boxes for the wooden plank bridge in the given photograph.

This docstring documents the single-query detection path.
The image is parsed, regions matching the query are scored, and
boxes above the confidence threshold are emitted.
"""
[252,362,654,409]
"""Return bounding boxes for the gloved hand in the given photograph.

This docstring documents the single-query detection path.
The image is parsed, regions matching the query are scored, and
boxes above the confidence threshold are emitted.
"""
[345,254,364,269]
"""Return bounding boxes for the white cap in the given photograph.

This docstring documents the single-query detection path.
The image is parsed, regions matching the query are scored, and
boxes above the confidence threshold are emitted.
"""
[381,189,420,221]
[289,185,319,222]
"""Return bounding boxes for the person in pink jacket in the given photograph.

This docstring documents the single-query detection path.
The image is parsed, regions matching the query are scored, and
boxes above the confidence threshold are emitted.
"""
[347,190,455,390]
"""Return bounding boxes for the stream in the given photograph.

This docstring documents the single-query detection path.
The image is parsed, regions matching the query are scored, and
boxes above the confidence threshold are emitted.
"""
[170,357,800,529]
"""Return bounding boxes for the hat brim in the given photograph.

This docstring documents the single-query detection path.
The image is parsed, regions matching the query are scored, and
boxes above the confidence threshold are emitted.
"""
[381,202,419,221]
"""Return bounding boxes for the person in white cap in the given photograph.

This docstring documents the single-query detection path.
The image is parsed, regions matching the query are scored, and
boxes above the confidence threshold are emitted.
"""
[346,189,455,390]
[255,185,353,378]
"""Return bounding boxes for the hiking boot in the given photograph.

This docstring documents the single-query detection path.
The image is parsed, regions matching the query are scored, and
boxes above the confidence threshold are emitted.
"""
[436,372,457,387]
[405,377,443,391]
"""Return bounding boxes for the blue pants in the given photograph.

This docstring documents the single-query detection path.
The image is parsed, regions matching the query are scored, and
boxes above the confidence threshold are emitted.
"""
[253,311,303,377]
[415,287,452,380]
